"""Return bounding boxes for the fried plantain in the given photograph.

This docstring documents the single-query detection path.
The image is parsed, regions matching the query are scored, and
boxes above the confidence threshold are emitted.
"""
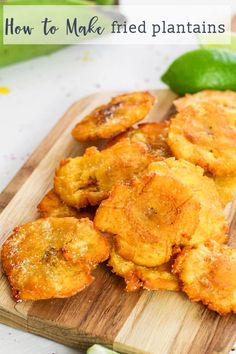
[1,217,110,301]
[174,90,236,113]
[168,102,236,176]
[37,189,95,219]
[148,158,228,246]
[95,173,200,267]
[71,91,155,141]
[106,121,172,158]
[173,242,236,315]
[212,175,236,207]
[108,247,179,292]
[54,139,155,209]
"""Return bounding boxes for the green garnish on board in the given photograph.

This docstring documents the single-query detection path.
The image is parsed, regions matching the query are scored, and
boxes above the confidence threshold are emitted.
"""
[87,344,119,354]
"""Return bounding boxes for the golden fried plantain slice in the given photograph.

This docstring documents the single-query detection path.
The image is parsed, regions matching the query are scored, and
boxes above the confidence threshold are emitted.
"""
[173,242,236,315]
[95,173,200,267]
[54,139,155,209]
[37,189,95,219]
[1,217,110,301]
[108,247,179,292]
[106,121,172,158]
[168,102,236,176]
[148,158,228,246]
[212,175,236,207]
[71,91,155,141]
[174,90,236,113]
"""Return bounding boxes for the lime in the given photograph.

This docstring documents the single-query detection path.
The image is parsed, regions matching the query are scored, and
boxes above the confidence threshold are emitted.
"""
[161,48,236,95]
[87,344,119,354]
[96,0,115,3]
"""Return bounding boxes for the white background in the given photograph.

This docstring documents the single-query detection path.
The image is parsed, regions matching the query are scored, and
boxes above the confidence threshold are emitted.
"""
[0,1,235,354]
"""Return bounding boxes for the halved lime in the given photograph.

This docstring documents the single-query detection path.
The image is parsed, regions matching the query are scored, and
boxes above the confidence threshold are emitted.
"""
[87,344,119,354]
[161,48,236,95]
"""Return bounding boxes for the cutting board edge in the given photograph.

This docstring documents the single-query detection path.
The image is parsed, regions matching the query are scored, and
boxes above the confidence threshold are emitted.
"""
[0,90,107,212]
[0,89,235,354]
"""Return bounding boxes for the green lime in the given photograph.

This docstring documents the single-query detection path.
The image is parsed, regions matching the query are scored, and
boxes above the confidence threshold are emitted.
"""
[200,33,236,53]
[96,0,115,4]
[161,48,236,95]
[87,344,119,354]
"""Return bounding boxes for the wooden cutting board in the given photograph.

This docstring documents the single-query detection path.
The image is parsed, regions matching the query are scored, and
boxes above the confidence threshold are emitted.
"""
[0,89,236,354]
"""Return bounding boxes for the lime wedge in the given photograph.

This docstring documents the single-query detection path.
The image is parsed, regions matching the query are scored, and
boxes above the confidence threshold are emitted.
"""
[161,48,236,95]
[87,344,119,354]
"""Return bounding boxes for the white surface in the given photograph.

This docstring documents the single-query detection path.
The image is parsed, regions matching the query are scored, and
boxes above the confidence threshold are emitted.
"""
[0,8,235,354]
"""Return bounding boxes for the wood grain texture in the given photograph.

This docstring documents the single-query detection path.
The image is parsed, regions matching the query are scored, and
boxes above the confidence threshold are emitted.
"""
[29,266,142,349]
[0,90,235,354]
